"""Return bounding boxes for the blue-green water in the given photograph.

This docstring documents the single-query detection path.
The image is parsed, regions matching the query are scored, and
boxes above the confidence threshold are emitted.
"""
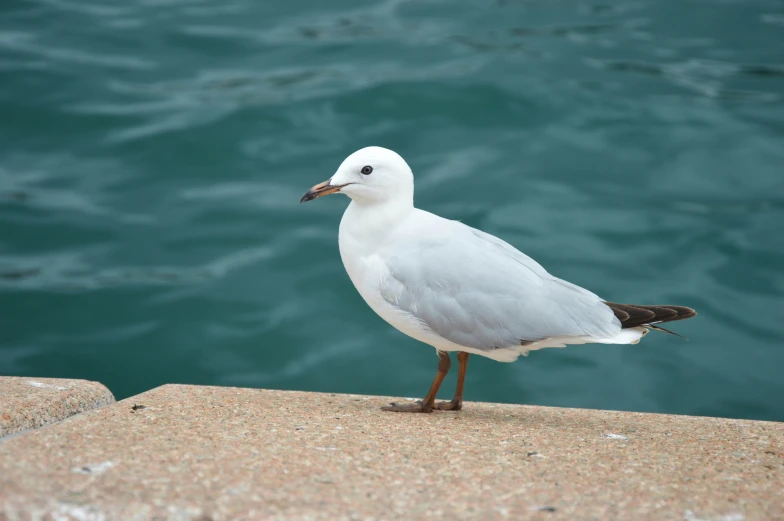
[1,0,783,421]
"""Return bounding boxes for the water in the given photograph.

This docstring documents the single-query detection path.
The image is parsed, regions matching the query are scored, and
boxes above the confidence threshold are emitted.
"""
[1,0,783,421]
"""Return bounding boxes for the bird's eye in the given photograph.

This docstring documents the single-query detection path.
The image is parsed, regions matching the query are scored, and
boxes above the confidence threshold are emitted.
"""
[360,165,373,175]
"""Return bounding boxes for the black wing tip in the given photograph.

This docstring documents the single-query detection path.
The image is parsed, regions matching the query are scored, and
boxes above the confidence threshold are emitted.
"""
[605,302,697,329]
[644,323,689,340]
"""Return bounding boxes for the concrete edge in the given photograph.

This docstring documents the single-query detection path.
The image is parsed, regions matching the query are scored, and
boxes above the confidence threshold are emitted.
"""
[0,384,781,521]
[0,376,115,439]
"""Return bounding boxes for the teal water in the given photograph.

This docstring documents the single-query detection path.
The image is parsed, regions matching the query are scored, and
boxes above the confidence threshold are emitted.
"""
[1,0,783,421]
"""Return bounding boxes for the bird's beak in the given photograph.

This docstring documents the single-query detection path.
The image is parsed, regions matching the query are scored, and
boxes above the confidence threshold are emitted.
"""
[300,180,346,203]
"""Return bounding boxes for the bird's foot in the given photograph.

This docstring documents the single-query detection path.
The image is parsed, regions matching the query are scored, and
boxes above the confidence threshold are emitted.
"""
[433,399,462,411]
[381,400,433,413]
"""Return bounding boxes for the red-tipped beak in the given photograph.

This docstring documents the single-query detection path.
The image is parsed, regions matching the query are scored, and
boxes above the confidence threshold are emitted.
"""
[300,180,348,203]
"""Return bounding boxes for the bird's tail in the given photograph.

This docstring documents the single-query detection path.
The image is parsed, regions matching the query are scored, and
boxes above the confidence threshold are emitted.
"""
[604,302,696,338]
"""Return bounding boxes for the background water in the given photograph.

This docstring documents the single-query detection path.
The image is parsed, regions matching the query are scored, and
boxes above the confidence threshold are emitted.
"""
[1,0,783,421]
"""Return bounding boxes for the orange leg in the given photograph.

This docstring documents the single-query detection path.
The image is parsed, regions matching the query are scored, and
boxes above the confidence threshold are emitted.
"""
[434,352,469,411]
[382,351,452,413]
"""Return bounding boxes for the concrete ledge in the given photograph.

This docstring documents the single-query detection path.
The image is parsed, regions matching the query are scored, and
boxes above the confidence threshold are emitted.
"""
[0,385,782,520]
[0,376,115,438]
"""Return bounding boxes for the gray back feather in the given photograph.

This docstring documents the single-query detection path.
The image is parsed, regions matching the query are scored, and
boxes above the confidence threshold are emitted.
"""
[378,215,620,351]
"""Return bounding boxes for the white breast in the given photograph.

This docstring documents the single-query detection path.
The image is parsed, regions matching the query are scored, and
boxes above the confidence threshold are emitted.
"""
[338,202,450,350]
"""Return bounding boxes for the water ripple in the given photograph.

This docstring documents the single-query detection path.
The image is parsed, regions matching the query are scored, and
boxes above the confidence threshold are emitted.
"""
[1,0,783,420]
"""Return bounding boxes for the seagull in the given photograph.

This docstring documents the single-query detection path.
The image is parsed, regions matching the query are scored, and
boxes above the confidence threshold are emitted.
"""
[301,146,696,413]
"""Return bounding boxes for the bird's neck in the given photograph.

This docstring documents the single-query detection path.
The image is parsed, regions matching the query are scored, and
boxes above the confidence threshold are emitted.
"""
[339,198,414,254]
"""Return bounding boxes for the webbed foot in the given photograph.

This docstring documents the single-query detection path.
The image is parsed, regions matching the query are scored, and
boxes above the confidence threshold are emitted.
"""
[433,399,462,411]
[381,401,433,413]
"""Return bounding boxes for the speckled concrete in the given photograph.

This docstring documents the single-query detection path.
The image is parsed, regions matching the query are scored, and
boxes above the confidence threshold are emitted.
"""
[0,376,114,439]
[0,385,781,521]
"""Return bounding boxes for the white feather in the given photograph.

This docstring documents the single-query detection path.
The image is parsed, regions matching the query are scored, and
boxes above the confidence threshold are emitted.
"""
[328,146,645,363]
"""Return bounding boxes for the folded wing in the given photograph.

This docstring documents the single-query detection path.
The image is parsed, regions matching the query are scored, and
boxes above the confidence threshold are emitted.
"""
[378,217,621,353]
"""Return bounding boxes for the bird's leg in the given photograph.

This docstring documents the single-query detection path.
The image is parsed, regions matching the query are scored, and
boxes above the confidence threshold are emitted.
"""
[434,351,470,411]
[382,351,451,413]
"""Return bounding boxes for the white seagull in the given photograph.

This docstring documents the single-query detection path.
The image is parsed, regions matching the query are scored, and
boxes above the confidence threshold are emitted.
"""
[301,146,696,413]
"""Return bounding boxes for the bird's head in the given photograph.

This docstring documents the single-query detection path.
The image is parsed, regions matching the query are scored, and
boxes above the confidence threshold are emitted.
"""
[300,146,414,206]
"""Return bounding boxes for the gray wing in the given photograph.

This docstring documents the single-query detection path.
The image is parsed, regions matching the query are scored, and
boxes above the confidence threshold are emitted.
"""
[378,218,621,351]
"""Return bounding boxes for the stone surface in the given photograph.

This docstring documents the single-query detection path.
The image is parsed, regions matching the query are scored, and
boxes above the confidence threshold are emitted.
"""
[0,376,115,438]
[0,385,782,521]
